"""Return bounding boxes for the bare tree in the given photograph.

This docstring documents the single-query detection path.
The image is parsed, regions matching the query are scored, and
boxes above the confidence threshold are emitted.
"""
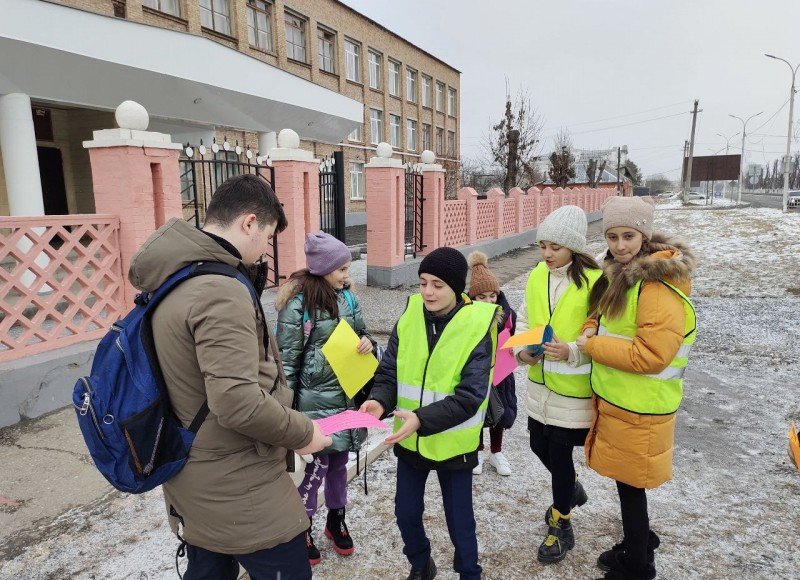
[486,86,544,192]
[549,129,576,187]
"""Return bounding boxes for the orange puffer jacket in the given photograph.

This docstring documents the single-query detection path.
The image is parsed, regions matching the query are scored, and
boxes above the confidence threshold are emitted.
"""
[583,233,695,489]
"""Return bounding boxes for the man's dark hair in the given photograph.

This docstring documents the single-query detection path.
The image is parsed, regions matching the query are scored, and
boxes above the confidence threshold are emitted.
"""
[204,174,288,233]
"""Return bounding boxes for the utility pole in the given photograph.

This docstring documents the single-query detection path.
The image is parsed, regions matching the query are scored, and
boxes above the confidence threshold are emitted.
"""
[729,111,763,205]
[765,54,799,212]
[616,147,621,195]
[680,140,689,191]
[682,100,699,204]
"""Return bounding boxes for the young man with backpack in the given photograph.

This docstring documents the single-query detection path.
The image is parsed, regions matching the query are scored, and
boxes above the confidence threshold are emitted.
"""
[128,174,331,579]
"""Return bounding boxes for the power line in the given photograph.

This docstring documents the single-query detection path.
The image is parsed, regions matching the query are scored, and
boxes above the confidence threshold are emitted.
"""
[540,100,691,131]
[543,111,690,138]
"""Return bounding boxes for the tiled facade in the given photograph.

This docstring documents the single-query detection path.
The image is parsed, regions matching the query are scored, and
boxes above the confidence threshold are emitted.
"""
[40,0,461,214]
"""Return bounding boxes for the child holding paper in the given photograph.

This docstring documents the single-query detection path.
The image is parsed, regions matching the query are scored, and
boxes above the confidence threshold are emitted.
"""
[515,205,602,564]
[276,231,375,565]
[466,251,518,476]
[361,247,502,580]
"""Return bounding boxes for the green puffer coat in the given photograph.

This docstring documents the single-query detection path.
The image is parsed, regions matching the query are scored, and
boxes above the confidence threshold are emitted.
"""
[275,280,371,455]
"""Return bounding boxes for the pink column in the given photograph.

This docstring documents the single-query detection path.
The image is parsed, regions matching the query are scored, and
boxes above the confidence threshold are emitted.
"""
[509,187,525,232]
[541,186,555,218]
[419,164,446,255]
[458,187,479,245]
[526,186,542,227]
[486,187,504,239]
[85,130,183,309]
[366,157,406,269]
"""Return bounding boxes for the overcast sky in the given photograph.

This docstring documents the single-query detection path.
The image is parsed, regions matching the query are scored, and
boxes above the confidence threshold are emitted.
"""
[342,0,800,180]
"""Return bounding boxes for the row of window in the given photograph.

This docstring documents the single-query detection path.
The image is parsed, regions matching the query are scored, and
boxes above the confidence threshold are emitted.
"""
[355,110,455,155]
[141,1,458,116]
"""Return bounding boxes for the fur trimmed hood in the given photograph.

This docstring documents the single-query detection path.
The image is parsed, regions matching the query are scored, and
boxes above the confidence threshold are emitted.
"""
[274,278,302,311]
[602,232,695,295]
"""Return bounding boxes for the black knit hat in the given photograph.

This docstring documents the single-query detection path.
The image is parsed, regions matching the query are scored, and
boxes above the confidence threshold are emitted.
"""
[418,247,468,296]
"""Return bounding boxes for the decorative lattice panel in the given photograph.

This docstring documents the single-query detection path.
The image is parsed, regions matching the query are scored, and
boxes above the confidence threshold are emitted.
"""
[522,196,538,229]
[476,201,497,240]
[502,199,517,235]
[442,201,468,247]
[0,215,125,362]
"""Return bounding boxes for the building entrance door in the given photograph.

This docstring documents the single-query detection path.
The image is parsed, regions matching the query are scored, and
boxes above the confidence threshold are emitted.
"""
[37,146,68,215]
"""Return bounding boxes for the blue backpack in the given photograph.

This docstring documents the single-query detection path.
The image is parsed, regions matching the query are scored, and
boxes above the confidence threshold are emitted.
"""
[73,262,263,494]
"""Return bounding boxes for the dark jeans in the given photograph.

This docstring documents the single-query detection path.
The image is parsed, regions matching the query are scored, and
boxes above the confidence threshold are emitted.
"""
[183,533,311,580]
[617,480,650,569]
[395,456,481,580]
[528,417,582,515]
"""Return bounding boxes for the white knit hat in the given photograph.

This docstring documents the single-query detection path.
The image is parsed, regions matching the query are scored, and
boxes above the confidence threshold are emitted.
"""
[535,205,587,253]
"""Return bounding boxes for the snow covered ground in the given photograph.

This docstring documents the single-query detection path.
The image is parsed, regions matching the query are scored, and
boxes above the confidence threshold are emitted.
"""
[2,205,799,579]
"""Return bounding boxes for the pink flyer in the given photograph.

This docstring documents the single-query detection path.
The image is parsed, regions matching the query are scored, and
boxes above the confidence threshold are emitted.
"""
[315,410,392,436]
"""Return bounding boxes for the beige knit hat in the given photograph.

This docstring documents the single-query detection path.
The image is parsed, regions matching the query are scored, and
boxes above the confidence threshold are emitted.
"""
[602,196,655,239]
[535,205,587,253]
[467,252,500,298]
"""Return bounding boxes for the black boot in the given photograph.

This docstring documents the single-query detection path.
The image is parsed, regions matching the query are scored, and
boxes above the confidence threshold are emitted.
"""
[406,556,437,580]
[597,551,656,580]
[324,507,354,556]
[597,530,660,571]
[537,508,575,564]
[305,521,321,566]
[545,479,589,523]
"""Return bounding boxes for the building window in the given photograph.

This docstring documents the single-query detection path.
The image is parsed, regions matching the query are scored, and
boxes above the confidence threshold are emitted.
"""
[348,125,363,142]
[247,1,272,51]
[406,68,417,103]
[113,0,126,17]
[421,75,432,108]
[370,109,383,145]
[143,0,180,16]
[422,123,432,151]
[368,49,382,90]
[447,130,456,156]
[436,81,445,112]
[200,0,231,35]
[284,12,307,62]
[448,88,457,116]
[318,28,335,73]
[389,114,401,148]
[350,162,365,200]
[345,39,361,82]
[407,119,418,151]
[389,60,401,97]
[435,127,444,155]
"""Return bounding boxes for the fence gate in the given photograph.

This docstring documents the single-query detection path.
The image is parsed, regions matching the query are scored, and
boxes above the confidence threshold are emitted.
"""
[405,164,424,257]
[319,151,346,243]
[179,139,281,288]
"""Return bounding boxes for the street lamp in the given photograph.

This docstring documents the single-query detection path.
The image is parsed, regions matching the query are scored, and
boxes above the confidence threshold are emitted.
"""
[765,53,799,212]
[716,132,739,199]
[729,112,763,205]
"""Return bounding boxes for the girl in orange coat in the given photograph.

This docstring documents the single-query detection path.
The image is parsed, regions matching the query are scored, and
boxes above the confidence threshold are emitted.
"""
[577,196,696,580]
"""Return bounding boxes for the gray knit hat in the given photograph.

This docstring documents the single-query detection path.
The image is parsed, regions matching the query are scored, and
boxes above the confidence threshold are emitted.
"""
[535,205,587,253]
[305,231,351,276]
[602,196,655,239]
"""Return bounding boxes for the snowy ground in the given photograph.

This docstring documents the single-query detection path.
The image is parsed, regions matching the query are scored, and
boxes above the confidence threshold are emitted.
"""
[2,205,799,579]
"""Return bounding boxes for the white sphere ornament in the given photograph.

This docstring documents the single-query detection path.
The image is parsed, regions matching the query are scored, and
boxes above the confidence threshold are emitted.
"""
[277,128,300,149]
[420,150,436,164]
[115,100,149,131]
[376,142,393,158]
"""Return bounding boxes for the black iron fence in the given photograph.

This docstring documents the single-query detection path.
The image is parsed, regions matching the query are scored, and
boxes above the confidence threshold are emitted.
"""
[319,151,346,243]
[405,164,424,257]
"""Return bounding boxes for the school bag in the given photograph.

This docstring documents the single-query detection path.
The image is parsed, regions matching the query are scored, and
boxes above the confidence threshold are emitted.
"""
[73,262,264,494]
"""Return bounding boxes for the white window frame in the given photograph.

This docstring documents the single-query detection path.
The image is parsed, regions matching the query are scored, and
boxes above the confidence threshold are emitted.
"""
[421,75,432,108]
[368,49,383,90]
[284,11,307,62]
[435,81,445,112]
[422,123,432,151]
[317,27,335,73]
[435,126,444,155]
[350,162,365,200]
[247,1,273,51]
[448,87,457,116]
[388,60,401,97]
[348,125,363,142]
[389,114,401,148]
[345,39,361,83]
[143,0,181,17]
[407,119,418,151]
[406,68,417,103]
[369,108,383,145]
[447,130,456,156]
[200,0,231,35]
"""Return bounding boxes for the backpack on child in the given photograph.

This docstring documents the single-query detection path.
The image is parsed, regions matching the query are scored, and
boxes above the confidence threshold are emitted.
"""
[73,262,263,494]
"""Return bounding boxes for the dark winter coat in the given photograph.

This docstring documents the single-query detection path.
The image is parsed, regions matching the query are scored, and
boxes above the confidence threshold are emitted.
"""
[369,298,498,471]
[493,292,519,430]
[275,279,371,455]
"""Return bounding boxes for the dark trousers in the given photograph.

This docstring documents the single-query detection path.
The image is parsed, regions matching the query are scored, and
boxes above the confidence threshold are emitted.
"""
[394,456,481,580]
[183,533,311,580]
[478,426,504,453]
[528,417,579,515]
[617,480,650,568]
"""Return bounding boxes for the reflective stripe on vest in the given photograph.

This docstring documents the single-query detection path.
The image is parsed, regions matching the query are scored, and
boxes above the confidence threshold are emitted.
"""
[591,280,697,415]
[525,262,602,398]
[395,294,499,461]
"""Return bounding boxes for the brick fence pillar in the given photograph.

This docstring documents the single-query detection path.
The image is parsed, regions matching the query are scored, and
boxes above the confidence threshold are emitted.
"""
[366,144,406,286]
[458,187,479,245]
[509,187,525,232]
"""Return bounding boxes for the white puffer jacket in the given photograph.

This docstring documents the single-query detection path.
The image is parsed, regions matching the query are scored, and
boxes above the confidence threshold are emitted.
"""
[515,262,594,430]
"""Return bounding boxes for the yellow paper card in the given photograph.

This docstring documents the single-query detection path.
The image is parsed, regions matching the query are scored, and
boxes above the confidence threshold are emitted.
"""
[501,326,548,349]
[789,422,800,471]
[321,319,379,399]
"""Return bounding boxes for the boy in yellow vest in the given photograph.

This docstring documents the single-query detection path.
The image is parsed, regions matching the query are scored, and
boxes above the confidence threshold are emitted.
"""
[361,247,500,580]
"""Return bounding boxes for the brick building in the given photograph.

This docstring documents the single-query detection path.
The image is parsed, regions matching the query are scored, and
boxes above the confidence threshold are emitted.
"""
[0,0,461,228]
